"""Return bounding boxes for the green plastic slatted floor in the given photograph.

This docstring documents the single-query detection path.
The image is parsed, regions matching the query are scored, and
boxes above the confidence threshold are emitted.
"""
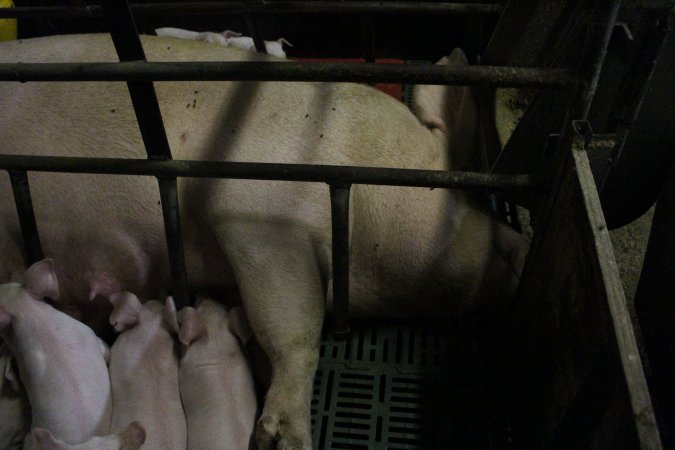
[311,320,510,449]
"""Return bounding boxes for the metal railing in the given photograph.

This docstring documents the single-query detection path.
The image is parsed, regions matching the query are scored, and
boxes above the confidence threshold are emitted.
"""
[0,0,570,336]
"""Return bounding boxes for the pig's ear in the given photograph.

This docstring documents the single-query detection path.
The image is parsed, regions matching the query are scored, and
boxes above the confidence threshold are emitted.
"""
[119,421,146,449]
[109,292,142,333]
[4,356,24,394]
[30,428,68,450]
[176,306,207,346]
[411,48,471,135]
[228,306,253,344]
[22,259,60,301]
[162,297,180,336]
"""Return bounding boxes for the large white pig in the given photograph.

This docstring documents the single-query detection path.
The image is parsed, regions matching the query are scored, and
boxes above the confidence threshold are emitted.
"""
[0,259,112,445]
[0,344,31,449]
[25,422,146,450]
[165,298,257,449]
[107,292,186,450]
[0,34,528,449]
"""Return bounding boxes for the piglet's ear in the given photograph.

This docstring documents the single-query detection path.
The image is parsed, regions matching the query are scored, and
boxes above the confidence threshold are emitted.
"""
[176,306,207,346]
[119,421,146,449]
[22,259,59,301]
[228,306,253,345]
[162,297,180,336]
[109,292,142,333]
[222,30,242,39]
[30,428,68,450]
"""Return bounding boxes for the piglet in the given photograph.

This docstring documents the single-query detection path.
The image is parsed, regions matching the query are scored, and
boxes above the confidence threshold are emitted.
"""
[154,27,292,57]
[107,292,186,450]
[26,422,145,450]
[0,259,112,445]
[165,298,257,450]
[0,344,31,449]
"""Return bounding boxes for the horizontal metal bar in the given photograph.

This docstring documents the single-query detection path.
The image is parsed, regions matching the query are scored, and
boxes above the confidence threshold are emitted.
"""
[0,61,575,88]
[0,155,546,192]
[0,2,503,19]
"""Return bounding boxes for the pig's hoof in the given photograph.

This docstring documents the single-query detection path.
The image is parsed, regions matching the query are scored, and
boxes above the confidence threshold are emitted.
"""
[256,413,311,450]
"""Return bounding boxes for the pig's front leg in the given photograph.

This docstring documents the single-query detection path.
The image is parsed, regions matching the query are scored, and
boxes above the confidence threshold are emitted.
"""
[225,232,325,450]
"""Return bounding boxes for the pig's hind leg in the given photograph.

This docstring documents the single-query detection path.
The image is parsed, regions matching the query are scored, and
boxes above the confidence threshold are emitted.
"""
[223,230,325,450]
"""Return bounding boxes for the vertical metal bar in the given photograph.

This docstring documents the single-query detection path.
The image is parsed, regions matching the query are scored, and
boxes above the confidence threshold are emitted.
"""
[329,184,351,338]
[8,171,44,265]
[245,14,267,54]
[577,0,623,121]
[101,0,171,160]
[101,0,189,308]
[158,177,190,306]
[360,14,375,63]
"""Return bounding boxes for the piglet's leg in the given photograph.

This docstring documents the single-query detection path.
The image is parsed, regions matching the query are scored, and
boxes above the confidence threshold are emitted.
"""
[225,233,325,450]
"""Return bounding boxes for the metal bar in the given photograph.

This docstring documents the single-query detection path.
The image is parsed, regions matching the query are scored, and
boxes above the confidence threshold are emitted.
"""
[245,14,267,54]
[101,0,172,159]
[158,177,190,308]
[0,3,504,19]
[0,155,546,193]
[101,0,189,308]
[329,184,351,338]
[577,0,623,120]
[360,14,376,63]
[0,61,575,88]
[8,171,44,265]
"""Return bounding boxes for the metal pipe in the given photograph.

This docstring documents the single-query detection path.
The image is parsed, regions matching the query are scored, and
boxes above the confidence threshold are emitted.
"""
[8,171,44,265]
[0,155,547,192]
[329,184,351,338]
[158,177,190,309]
[245,14,267,54]
[0,61,575,88]
[0,3,504,19]
[577,0,623,120]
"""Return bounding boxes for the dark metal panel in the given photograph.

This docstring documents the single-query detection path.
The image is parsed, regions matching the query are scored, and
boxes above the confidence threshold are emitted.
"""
[0,155,546,192]
[498,125,661,449]
[634,156,675,448]
[0,61,576,88]
[158,177,190,307]
[8,171,44,265]
[597,10,675,229]
[329,184,351,338]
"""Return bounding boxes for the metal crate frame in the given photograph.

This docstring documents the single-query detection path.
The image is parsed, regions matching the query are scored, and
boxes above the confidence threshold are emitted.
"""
[0,1,664,448]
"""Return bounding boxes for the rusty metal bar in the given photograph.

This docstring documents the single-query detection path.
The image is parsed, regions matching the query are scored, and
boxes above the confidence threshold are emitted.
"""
[101,0,189,309]
[329,184,351,338]
[0,2,503,19]
[8,171,44,265]
[0,155,546,193]
[0,61,575,88]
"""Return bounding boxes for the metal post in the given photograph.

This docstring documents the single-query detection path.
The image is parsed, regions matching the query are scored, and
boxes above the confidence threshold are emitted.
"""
[245,14,267,54]
[101,0,189,308]
[329,184,351,338]
[8,171,43,265]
